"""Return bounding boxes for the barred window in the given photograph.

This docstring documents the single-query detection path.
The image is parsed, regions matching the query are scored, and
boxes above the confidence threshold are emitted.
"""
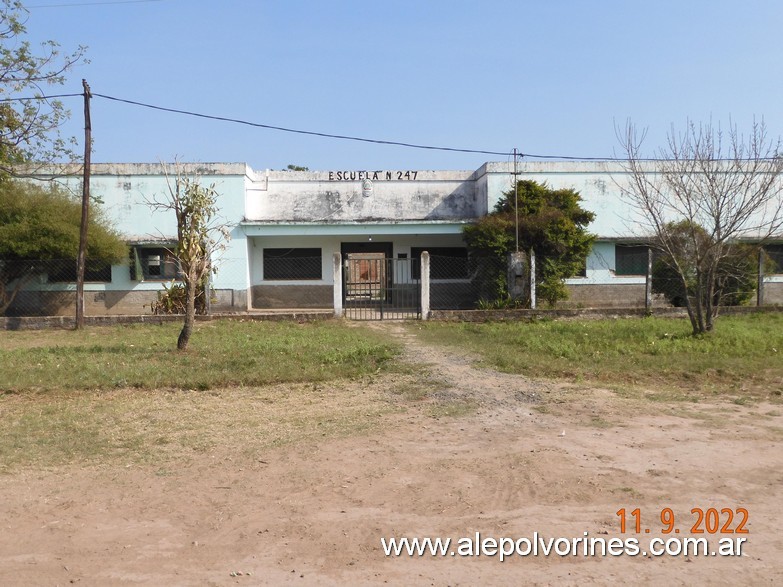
[130,246,180,281]
[615,245,649,276]
[766,244,783,274]
[411,247,469,280]
[48,260,112,283]
[263,248,322,280]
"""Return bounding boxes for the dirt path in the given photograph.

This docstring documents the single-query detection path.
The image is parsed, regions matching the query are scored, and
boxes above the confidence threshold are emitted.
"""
[1,322,782,586]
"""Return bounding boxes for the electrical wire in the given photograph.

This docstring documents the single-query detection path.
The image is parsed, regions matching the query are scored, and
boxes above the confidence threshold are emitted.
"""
[91,93,513,157]
[4,91,779,162]
[27,0,164,8]
[0,93,83,101]
[0,91,632,160]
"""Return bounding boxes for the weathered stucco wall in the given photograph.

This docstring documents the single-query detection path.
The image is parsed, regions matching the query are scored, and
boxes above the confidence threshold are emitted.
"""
[245,169,480,222]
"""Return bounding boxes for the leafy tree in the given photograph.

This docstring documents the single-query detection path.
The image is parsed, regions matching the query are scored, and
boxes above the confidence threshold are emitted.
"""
[618,119,783,334]
[285,164,309,171]
[0,0,86,174]
[148,167,230,351]
[0,179,126,314]
[463,180,595,307]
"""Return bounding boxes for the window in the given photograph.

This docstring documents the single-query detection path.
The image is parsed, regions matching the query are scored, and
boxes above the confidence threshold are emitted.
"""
[130,246,180,281]
[263,248,322,280]
[615,245,649,276]
[766,244,783,274]
[411,247,469,280]
[48,260,112,283]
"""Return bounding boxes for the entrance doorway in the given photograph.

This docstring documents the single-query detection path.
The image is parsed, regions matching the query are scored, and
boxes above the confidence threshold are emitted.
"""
[341,242,420,320]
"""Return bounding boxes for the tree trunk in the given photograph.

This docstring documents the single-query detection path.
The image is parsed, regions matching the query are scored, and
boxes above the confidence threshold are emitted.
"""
[704,266,717,332]
[693,267,707,334]
[679,273,699,335]
[177,274,197,351]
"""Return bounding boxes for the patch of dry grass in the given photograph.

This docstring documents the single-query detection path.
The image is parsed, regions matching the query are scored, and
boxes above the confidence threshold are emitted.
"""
[0,377,405,471]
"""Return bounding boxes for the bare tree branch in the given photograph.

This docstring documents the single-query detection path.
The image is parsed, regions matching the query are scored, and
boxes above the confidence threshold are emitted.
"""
[147,161,232,350]
[617,119,783,334]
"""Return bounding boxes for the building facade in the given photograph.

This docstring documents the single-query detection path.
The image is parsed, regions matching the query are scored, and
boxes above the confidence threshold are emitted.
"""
[10,161,783,316]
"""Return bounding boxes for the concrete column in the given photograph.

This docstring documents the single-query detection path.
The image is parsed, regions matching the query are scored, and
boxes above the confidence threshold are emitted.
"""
[529,248,536,310]
[645,246,653,312]
[758,247,765,307]
[507,251,528,303]
[333,252,343,317]
[420,251,430,320]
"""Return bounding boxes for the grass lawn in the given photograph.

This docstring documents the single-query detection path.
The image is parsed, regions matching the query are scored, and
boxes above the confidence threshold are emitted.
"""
[0,320,405,470]
[413,313,783,400]
[0,319,398,392]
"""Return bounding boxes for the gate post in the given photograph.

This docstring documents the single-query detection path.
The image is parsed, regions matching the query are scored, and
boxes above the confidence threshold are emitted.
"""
[529,248,536,310]
[645,246,653,313]
[420,251,430,320]
[507,251,528,304]
[758,247,765,307]
[333,252,343,317]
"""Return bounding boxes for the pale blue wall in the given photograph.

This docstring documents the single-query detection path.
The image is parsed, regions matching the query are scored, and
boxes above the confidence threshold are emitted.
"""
[48,163,251,293]
[36,161,776,298]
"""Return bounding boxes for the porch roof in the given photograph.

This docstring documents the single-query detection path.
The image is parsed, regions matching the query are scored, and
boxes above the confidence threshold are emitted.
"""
[239,220,472,237]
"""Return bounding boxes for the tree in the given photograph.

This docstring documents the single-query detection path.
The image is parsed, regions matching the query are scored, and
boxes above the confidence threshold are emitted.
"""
[651,220,759,308]
[0,178,126,314]
[148,167,230,351]
[463,180,595,307]
[285,164,309,171]
[617,120,783,334]
[0,0,86,174]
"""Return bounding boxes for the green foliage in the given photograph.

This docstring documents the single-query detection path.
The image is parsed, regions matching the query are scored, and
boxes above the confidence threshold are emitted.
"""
[0,180,124,260]
[0,179,126,313]
[285,164,309,171]
[0,0,86,172]
[463,180,595,307]
[415,314,783,398]
[475,295,525,310]
[0,320,400,392]
[149,279,209,315]
[537,270,570,307]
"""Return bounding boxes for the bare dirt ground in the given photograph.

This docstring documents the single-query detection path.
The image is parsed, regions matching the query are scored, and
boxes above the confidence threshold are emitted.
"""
[1,322,782,586]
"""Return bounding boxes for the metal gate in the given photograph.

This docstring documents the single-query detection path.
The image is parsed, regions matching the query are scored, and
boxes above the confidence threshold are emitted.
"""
[343,254,421,320]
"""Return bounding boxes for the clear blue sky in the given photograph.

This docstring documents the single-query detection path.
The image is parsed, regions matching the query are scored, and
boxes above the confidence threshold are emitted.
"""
[20,0,783,171]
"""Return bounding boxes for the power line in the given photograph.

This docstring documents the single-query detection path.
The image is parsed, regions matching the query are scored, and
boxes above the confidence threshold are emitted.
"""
[0,93,83,103]
[9,91,778,162]
[0,91,628,159]
[92,93,513,157]
[27,0,164,7]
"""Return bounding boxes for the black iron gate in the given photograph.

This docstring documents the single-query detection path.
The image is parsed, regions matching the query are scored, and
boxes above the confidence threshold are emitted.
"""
[343,254,420,320]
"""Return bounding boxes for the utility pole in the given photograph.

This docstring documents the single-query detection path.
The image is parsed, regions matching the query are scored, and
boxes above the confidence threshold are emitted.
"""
[513,148,519,252]
[75,79,91,329]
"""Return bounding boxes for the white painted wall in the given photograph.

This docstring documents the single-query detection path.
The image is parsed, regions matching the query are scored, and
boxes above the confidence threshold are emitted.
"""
[245,169,480,222]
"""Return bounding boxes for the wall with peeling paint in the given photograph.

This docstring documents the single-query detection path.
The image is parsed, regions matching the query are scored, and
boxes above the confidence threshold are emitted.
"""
[245,169,481,222]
